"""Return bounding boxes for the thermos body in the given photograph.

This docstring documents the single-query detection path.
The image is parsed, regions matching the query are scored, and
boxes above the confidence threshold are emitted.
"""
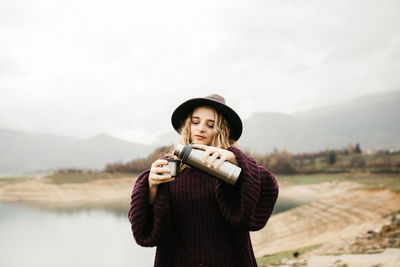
[174,144,241,185]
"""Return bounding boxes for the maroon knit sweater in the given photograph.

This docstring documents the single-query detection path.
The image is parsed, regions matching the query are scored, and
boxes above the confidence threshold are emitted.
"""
[128,147,279,267]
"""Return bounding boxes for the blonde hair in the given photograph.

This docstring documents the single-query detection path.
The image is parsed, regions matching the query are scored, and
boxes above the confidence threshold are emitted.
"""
[167,106,238,168]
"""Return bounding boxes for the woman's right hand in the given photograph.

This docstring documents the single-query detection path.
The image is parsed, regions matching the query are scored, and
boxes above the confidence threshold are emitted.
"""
[148,159,175,188]
[148,159,174,205]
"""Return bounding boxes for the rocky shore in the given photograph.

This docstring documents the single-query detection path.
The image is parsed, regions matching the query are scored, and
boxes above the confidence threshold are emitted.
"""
[1,174,400,266]
[255,181,400,267]
[266,216,400,267]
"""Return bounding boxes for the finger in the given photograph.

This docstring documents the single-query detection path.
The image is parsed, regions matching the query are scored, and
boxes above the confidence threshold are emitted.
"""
[202,149,212,163]
[149,174,173,185]
[192,143,207,151]
[152,159,168,167]
[208,152,219,167]
[150,173,172,179]
[151,167,171,174]
[159,160,169,166]
[150,177,175,186]
[215,154,227,169]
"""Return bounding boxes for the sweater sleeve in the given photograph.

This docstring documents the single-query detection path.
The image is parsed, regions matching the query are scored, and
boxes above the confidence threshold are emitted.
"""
[215,146,279,231]
[128,169,170,247]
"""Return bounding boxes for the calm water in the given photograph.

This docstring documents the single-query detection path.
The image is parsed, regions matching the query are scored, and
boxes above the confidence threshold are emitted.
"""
[0,203,155,267]
[0,198,304,267]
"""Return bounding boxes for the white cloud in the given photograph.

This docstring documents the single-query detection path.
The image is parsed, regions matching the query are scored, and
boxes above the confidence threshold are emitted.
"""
[0,0,399,143]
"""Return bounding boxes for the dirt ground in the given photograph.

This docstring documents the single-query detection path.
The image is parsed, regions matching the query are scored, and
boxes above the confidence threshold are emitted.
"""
[1,174,400,266]
[0,174,136,210]
[306,248,400,267]
[252,181,400,255]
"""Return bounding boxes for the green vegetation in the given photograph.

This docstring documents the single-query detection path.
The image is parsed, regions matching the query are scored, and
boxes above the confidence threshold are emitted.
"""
[103,143,400,175]
[105,145,172,174]
[329,151,336,165]
[256,244,321,266]
[0,172,136,186]
[250,143,400,175]
[3,170,400,191]
[0,176,33,188]
[276,173,400,192]
[273,198,309,214]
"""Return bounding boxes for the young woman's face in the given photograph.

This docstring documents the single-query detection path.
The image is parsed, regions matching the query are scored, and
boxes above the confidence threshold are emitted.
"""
[190,106,216,145]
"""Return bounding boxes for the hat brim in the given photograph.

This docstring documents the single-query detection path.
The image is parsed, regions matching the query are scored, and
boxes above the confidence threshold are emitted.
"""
[171,97,242,141]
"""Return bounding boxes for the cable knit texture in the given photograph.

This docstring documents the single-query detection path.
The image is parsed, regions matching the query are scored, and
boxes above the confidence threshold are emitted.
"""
[128,147,279,267]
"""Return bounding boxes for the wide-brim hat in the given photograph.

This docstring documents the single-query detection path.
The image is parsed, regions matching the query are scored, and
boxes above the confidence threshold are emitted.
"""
[171,94,243,141]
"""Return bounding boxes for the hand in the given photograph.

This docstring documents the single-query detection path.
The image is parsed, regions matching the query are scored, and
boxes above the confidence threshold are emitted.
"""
[148,159,174,188]
[191,143,238,169]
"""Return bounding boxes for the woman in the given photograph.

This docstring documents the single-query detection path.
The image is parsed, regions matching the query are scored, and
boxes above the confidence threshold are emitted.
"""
[128,94,279,267]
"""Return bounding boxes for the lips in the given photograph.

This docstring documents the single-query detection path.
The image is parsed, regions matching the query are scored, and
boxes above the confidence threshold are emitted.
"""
[194,135,206,140]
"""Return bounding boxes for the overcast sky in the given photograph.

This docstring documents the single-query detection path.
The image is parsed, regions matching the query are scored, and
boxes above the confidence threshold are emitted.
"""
[1,0,399,145]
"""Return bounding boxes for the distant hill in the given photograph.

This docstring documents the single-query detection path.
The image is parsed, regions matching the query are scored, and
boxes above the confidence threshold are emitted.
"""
[151,90,400,153]
[239,111,352,153]
[240,91,400,153]
[0,130,154,175]
[294,91,400,151]
[1,90,399,175]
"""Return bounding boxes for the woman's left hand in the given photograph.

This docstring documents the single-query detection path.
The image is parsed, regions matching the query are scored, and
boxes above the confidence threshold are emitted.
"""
[191,144,238,169]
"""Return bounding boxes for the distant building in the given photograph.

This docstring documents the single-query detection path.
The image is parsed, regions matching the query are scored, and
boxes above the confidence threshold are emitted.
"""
[363,147,377,155]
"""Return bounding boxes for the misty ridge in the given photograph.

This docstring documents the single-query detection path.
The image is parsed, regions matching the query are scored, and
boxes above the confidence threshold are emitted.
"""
[1,90,399,175]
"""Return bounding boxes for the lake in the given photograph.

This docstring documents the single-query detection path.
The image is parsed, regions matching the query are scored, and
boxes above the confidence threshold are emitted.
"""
[0,202,155,267]
[0,197,304,267]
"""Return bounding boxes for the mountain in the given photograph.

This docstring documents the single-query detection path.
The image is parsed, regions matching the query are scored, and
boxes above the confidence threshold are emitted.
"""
[2,90,398,175]
[239,112,345,153]
[150,90,400,153]
[0,130,154,175]
[295,91,400,150]
[240,91,400,153]
[153,131,180,147]
[47,133,154,170]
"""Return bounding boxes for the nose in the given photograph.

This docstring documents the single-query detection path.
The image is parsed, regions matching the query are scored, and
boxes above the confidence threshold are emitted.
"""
[197,122,206,132]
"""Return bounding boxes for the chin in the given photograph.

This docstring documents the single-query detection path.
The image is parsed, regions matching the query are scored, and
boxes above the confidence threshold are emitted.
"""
[193,139,209,145]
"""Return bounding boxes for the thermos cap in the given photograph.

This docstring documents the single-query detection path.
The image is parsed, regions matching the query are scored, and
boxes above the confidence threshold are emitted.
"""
[174,144,185,157]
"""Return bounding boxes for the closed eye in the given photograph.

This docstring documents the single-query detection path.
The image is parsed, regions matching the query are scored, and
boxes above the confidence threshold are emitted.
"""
[191,119,214,128]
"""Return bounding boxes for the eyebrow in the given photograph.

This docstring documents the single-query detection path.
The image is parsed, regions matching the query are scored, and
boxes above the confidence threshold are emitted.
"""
[192,116,215,123]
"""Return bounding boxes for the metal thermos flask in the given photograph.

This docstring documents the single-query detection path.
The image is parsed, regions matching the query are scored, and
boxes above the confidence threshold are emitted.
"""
[174,144,241,185]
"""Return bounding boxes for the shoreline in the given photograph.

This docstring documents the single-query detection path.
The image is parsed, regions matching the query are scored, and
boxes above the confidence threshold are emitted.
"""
[0,176,136,212]
[1,174,400,262]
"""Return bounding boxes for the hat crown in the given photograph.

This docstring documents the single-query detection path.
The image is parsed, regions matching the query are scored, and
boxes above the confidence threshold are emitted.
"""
[206,94,226,105]
[171,93,242,141]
